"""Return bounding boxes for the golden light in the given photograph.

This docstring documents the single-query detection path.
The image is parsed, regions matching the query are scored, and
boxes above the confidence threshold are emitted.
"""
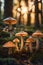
[23,13,28,25]
[32,5,35,12]
[38,0,40,1]
[12,0,42,26]
[38,13,41,25]
[21,6,28,14]
[12,7,17,18]
[28,1,34,11]
[17,8,21,12]
[38,3,41,10]
[13,0,19,5]
[21,6,28,25]
[17,12,20,20]
[20,0,26,6]
[17,8,21,23]
[30,12,35,25]
[12,0,19,18]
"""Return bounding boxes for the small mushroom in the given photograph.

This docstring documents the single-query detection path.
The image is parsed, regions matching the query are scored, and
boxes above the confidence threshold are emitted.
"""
[32,30,43,38]
[25,43,29,51]
[13,38,20,51]
[3,41,16,55]
[3,17,17,25]
[3,17,17,37]
[25,36,35,52]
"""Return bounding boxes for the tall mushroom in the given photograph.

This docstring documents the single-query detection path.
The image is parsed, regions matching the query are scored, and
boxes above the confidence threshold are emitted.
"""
[25,36,35,52]
[32,30,43,50]
[3,41,16,55]
[15,31,28,51]
[13,38,20,51]
[3,17,17,37]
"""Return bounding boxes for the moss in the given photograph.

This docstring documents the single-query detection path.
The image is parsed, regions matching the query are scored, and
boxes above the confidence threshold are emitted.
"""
[0,31,10,38]
[31,50,43,62]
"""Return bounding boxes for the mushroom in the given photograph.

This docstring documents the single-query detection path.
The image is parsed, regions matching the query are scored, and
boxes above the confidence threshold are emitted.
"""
[25,36,35,52]
[3,17,17,29]
[3,41,16,55]
[3,17,17,37]
[32,30,43,50]
[13,38,20,51]
[15,31,28,51]
[25,42,29,51]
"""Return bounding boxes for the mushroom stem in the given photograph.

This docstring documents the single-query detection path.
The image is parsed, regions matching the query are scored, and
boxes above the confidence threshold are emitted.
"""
[9,24,12,30]
[36,38,39,50]
[16,42,19,51]
[20,36,24,51]
[9,24,13,37]
[10,32,13,37]
[29,42,33,53]
[25,43,29,51]
[8,48,12,55]
[26,46,28,51]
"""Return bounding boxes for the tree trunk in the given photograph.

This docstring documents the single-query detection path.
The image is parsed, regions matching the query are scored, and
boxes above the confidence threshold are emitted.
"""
[0,1,2,20]
[35,0,40,28]
[4,0,13,18]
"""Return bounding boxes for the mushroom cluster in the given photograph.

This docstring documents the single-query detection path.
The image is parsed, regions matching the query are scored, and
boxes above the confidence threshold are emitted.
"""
[3,17,43,53]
